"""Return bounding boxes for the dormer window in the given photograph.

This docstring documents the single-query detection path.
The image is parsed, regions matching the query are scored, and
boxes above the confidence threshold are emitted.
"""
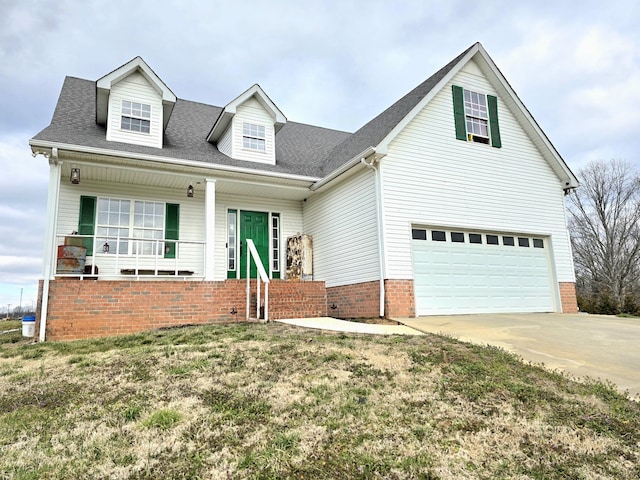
[242,122,266,151]
[121,100,151,133]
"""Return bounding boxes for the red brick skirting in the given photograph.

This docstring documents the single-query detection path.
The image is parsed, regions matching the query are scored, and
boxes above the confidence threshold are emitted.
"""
[37,278,326,341]
[327,279,415,319]
[327,280,381,319]
[559,282,578,313]
[384,279,415,317]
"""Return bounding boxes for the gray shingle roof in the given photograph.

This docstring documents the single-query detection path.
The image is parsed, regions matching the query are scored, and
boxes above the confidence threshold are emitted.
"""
[32,44,475,179]
[319,44,475,176]
[32,77,351,178]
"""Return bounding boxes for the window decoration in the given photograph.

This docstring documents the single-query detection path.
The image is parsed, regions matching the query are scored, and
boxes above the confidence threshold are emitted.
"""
[121,100,151,133]
[242,123,266,151]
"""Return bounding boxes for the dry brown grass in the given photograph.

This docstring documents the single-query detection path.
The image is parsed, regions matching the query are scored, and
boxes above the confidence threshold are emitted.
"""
[0,322,638,479]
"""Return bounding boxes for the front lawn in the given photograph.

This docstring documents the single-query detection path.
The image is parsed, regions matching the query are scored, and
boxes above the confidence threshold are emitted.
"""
[0,322,638,479]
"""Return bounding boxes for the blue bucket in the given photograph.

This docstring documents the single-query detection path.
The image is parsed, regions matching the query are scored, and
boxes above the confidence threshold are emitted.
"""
[22,316,36,337]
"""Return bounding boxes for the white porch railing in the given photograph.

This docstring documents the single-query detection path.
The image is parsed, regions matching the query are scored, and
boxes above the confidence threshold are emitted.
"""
[54,234,206,280]
[246,239,269,322]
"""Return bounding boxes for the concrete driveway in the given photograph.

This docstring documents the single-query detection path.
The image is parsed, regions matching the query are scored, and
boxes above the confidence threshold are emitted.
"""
[395,313,640,398]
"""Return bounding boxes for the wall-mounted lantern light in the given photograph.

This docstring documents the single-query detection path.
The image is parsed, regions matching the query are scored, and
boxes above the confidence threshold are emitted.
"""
[187,184,194,197]
[70,167,80,184]
[102,241,110,253]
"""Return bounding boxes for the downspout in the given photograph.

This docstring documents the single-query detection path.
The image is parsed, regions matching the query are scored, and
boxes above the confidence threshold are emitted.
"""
[37,147,61,342]
[360,156,387,317]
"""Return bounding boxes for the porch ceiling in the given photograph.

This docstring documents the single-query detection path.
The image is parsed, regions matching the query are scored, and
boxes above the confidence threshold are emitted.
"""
[59,156,315,201]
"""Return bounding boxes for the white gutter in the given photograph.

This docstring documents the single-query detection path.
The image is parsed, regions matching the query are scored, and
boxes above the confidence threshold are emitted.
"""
[310,147,376,191]
[28,140,321,184]
[360,155,387,318]
[38,147,61,342]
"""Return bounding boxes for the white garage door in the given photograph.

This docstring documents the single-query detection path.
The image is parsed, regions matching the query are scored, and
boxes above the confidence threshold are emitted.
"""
[412,228,555,315]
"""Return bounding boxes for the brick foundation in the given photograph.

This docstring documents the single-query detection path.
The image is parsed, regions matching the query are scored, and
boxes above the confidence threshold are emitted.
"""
[384,279,415,317]
[326,280,381,319]
[327,279,416,319]
[559,282,578,313]
[37,278,326,341]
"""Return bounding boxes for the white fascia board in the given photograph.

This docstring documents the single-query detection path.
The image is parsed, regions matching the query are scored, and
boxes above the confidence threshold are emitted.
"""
[28,139,320,184]
[96,56,177,128]
[207,111,234,142]
[96,56,176,102]
[310,146,377,191]
[376,45,479,155]
[472,45,579,189]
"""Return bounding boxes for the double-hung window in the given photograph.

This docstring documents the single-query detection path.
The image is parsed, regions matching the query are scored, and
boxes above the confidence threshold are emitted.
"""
[90,197,178,257]
[242,123,266,151]
[452,85,501,148]
[121,100,151,133]
[464,89,489,143]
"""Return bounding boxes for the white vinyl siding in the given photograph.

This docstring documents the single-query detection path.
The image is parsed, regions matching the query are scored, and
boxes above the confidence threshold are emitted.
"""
[218,124,233,157]
[303,169,379,287]
[216,194,303,280]
[380,59,575,297]
[230,98,275,164]
[106,72,163,149]
[56,180,203,277]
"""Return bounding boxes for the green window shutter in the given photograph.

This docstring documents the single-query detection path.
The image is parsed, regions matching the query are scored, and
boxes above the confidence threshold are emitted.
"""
[78,196,96,256]
[452,85,466,141]
[164,203,179,259]
[487,94,502,148]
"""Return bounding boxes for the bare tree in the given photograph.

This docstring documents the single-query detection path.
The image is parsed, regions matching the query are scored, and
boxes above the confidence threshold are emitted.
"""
[567,159,640,312]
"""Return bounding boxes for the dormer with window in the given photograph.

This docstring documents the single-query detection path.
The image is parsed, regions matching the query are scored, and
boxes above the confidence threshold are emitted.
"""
[207,84,286,165]
[96,57,176,149]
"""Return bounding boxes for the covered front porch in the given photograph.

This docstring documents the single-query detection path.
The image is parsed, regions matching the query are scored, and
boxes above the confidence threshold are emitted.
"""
[37,149,323,340]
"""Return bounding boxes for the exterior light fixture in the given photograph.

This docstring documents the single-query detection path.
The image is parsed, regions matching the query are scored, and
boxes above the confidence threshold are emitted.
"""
[187,184,194,197]
[102,241,110,253]
[70,167,80,184]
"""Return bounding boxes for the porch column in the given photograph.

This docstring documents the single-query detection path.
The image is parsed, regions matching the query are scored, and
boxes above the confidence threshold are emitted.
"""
[42,155,62,280]
[204,178,216,280]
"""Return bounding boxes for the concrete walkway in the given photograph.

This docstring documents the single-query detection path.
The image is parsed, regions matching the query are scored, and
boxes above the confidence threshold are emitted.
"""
[275,317,423,335]
[395,313,640,397]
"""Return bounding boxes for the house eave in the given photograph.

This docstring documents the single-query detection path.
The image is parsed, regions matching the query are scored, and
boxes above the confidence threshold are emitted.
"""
[310,146,377,191]
[29,139,320,184]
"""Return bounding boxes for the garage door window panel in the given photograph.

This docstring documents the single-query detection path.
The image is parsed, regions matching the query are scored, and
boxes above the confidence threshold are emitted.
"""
[469,233,482,244]
[431,230,446,242]
[412,229,427,240]
[451,232,465,243]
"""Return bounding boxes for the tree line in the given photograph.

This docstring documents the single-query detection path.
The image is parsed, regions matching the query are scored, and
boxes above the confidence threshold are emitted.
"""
[567,159,640,315]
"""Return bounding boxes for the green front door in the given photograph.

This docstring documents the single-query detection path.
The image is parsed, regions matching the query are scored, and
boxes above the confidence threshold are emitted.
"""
[240,211,269,278]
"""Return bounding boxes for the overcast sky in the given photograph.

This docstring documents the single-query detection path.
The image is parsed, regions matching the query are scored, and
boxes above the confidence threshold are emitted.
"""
[0,0,638,312]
